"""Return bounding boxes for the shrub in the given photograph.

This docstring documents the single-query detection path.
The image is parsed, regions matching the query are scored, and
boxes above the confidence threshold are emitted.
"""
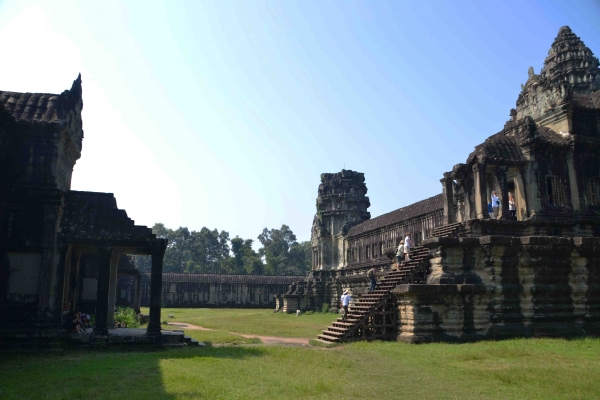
[114,307,140,328]
[321,303,330,313]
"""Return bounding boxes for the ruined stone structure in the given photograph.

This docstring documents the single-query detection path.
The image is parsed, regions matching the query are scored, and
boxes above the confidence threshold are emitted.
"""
[284,27,600,344]
[0,76,170,347]
[137,273,298,309]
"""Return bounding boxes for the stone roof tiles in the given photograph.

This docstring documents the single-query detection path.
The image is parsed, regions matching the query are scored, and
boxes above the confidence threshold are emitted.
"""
[347,194,443,237]
[468,132,524,164]
[0,74,82,126]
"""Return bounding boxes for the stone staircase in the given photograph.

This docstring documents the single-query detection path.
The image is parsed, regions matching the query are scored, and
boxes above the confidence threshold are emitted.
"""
[430,222,465,238]
[317,246,430,343]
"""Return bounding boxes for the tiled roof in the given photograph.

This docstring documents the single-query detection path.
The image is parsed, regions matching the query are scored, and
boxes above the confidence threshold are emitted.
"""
[0,74,82,125]
[347,194,443,237]
[468,132,524,164]
[467,124,569,165]
[143,273,301,285]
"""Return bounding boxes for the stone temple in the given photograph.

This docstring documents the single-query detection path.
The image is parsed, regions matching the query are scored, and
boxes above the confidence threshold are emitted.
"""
[0,75,174,347]
[277,26,600,343]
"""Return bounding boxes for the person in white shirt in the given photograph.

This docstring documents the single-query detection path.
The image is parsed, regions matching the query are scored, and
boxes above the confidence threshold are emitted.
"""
[340,290,352,321]
[509,194,516,219]
[491,191,501,219]
[404,233,413,261]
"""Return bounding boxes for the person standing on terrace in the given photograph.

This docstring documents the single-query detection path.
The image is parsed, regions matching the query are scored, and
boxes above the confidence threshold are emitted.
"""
[491,191,501,219]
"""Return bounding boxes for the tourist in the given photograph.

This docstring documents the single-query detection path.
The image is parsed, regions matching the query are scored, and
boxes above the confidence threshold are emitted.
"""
[79,311,91,331]
[62,302,70,320]
[509,194,516,220]
[340,290,351,321]
[404,233,413,261]
[396,241,405,265]
[63,311,82,334]
[491,191,501,219]
[367,267,377,293]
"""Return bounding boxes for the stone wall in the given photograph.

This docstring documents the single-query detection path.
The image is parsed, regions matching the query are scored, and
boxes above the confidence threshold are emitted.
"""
[139,273,299,309]
[393,235,600,343]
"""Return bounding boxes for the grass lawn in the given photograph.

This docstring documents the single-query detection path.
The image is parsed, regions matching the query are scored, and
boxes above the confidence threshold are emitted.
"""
[153,307,336,338]
[1,309,599,399]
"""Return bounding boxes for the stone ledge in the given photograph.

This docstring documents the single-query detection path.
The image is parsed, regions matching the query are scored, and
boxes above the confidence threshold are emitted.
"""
[423,235,600,248]
[392,284,486,295]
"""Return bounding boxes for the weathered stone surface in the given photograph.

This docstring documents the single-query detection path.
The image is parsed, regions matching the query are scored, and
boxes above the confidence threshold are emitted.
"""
[0,76,167,347]
[306,27,600,343]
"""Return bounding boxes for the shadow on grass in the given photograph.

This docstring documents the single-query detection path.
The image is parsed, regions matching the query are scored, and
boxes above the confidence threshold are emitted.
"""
[0,346,266,400]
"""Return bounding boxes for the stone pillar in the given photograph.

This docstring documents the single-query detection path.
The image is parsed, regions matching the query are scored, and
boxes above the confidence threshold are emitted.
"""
[441,173,454,225]
[106,253,120,328]
[51,245,70,322]
[70,249,83,309]
[566,149,581,211]
[94,246,113,336]
[134,273,141,314]
[472,163,489,219]
[495,166,509,220]
[147,240,167,336]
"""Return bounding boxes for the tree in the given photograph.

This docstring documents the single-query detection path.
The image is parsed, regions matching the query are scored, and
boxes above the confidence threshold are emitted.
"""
[257,225,310,275]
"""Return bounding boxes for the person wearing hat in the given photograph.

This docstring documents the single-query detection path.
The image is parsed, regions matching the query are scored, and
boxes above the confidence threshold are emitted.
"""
[340,290,352,321]
[396,241,405,265]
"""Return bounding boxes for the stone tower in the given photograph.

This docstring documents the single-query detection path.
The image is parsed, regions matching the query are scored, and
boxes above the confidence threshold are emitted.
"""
[310,170,370,270]
[516,26,600,132]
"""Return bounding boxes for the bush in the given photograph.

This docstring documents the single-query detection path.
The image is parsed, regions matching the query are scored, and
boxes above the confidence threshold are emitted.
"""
[114,307,140,328]
[321,303,330,313]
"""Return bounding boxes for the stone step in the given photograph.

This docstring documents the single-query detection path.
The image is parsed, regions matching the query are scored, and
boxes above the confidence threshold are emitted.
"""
[321,330,344,338]
[318,334,340,342]
[326,326,348,333]
[333,322,354,328]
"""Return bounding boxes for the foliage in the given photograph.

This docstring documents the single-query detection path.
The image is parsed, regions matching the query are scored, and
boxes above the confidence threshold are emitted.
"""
[135,223,311,276]
[321,303,330,313]
[258,225,311,275]
[114,307,140,328]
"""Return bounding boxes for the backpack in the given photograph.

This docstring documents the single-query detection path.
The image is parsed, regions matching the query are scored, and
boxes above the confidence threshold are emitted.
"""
[487,202,493,213]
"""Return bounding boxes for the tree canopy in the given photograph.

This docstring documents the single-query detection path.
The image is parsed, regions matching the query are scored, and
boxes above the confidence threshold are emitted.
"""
[135,223,310,276]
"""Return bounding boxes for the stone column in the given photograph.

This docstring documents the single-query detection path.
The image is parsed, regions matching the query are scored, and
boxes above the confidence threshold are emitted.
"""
[134,273,141,314]
[70,249,82,309]
[50,245,70,323]
[94,246,113,336]
[147,240,167,336]
[106,252,120,328]
[472,163,489,219]
[566,149,581,211]
[441,173,454,225]
[495,166,509,220]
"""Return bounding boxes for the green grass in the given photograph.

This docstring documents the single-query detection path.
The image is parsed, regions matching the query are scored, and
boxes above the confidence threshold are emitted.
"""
[2,309,599,399]
[181,329,261,346]
[1,338,599,399]
[152,307,337,338]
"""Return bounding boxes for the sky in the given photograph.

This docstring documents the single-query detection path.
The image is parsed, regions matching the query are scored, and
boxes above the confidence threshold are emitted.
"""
[0,1,599,243]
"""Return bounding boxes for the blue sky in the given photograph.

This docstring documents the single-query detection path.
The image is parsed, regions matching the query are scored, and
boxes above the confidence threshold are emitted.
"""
[0,1,599,243]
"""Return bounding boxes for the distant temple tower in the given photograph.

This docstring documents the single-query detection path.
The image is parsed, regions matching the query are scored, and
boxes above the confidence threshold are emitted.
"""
[310,170,370,270]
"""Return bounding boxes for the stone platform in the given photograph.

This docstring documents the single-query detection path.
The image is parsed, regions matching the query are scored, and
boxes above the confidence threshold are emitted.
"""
[0,328,186,351]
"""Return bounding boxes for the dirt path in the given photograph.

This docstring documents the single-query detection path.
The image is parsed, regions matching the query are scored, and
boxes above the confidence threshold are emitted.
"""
[167,322,313,347]
[167,322,213,331]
